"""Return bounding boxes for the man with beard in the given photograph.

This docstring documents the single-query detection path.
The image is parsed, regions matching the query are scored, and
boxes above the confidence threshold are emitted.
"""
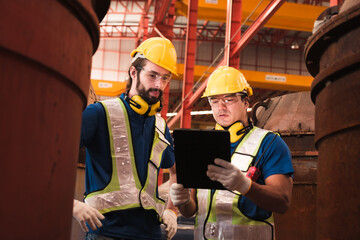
[170,66,293,240]
[73,37,179,240]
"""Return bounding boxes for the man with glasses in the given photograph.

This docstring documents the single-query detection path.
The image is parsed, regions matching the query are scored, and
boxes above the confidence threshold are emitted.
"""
[170,66,294,240]
[73,37,178,240]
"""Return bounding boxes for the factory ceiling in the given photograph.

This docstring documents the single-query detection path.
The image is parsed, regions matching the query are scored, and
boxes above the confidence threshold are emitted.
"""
[96,0,336,127]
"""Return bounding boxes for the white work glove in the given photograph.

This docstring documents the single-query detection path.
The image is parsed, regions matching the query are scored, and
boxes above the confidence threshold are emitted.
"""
[207,158,252,194]
[170,183,190,206]
[73,200,105,232]
[162,209,177,240]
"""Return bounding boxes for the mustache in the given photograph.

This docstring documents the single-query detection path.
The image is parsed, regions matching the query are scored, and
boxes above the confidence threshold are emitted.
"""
[148,88,161,94]
[143,88,163,105]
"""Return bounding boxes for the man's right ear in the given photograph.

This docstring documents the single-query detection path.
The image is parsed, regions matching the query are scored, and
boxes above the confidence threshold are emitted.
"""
[129,66,137,80]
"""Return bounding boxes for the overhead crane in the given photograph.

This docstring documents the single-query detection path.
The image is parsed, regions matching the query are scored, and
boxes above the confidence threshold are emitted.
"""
[176,0,327,32]
[173,63,312,92]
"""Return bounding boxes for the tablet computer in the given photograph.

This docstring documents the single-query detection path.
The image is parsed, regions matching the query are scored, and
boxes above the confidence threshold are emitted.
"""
[173,128,231,190]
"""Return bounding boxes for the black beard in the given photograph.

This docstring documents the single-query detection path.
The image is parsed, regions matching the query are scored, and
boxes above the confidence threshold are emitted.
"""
[136,75,163,105]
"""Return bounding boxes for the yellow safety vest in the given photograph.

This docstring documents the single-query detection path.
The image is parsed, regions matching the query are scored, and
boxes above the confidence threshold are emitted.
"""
[85,98,170,221]
[194,127,274,240]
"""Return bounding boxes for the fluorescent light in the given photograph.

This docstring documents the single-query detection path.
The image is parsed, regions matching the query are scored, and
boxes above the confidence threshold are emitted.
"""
[191,110,213,115]
[166,108,252,117]
[166,110,213,117]
[166,112,178,117]
[291,42,299,49]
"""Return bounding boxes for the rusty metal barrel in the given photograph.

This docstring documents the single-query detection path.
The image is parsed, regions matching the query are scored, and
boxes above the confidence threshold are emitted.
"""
[252,92,317,240]
[0,0,109,239]
[304,0,360,238]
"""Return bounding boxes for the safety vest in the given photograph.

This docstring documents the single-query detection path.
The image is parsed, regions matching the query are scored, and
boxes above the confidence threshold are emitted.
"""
[85,98,170,221]
[194,127,274,240]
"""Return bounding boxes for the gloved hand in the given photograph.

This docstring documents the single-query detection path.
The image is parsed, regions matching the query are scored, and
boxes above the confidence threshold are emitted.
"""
[207,158,252,194]
[162,209,177,240]
[170,183,190,206]
[73,200,105,232]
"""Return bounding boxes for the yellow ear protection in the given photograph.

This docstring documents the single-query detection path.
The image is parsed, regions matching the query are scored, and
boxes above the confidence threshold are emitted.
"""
[215,121,249,143]
[125,94,161,116]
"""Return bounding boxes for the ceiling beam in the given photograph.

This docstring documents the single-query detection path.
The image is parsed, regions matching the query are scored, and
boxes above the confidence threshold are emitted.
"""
[148,0,173,37]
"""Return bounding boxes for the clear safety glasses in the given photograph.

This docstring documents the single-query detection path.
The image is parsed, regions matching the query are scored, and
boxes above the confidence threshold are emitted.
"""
[139,67,172,84]
[208,93,244,107]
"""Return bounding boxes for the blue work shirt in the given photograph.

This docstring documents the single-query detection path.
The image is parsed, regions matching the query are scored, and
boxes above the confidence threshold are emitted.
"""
[230,130,294,220]
[80,94,175,239]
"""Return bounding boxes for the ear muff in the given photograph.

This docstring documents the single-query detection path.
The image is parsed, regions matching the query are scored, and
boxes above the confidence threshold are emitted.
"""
[126,95,161,116]
[148,101,161,116]
[215,121,245,143]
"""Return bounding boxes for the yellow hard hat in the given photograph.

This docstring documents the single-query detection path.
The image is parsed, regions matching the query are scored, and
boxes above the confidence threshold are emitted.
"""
[130,37,178,76]
[202,66,253,97]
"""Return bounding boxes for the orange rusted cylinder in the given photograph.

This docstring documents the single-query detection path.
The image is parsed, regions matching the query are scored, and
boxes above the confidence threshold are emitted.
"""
[305,1,360,239]
[0,0,109,239]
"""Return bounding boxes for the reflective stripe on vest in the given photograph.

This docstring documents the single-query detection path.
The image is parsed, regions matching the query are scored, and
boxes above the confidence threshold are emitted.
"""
[140,114,170,214]
[194,127,274,240]
[85,98,169,218]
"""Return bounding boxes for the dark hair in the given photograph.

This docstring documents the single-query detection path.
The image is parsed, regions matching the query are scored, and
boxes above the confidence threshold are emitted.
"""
[239,94,247,101]
[125,57,148,93]
[238,93,250,105]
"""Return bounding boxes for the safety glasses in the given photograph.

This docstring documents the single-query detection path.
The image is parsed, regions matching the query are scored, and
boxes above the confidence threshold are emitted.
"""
[208,93,244,107]
[138,67,172,84]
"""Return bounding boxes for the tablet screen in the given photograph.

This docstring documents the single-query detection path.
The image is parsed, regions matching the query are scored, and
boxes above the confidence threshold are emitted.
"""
[173,129,231,189]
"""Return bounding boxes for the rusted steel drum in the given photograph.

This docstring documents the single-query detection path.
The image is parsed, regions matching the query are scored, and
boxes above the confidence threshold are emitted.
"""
[0,0,109,239]
[304,0,360,239]
[252,92,317,240]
